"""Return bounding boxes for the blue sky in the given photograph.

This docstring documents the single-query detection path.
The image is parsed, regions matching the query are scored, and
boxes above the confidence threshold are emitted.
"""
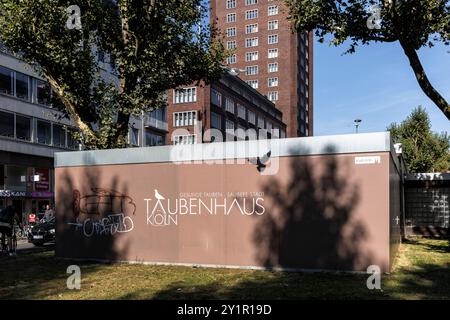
[313,39,449,136]
[202,1,448,135]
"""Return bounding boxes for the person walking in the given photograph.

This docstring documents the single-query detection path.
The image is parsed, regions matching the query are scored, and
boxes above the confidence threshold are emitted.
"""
[42,204,54,222]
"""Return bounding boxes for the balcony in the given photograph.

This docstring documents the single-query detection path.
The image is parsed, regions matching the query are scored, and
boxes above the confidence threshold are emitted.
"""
[144,115,168,132]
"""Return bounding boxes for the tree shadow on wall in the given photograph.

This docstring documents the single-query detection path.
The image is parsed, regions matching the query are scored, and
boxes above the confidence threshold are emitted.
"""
[253,145,373,271]
[56,160,132,262]
[149,145,379,300]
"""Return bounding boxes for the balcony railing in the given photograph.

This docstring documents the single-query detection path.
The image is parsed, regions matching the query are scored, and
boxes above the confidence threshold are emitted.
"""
[144,115,168,131]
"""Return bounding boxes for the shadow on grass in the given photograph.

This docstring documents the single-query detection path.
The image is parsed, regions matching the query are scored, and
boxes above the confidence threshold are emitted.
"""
[403,238,450,253]
[145,239,450,300]
[147,272,385,300]
[0,250,100,299]
[388,263,450,299]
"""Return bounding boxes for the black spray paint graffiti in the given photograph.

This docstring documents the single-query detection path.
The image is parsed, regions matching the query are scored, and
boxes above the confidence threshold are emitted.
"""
[68,188,136,237]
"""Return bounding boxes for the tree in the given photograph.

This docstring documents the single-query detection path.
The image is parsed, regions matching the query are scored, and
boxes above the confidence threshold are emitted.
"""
[0,0,227,149]
[388,106,450,172]
[285,0,450,120]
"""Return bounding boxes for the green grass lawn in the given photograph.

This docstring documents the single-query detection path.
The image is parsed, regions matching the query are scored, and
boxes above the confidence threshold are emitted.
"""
[0,238,449,300]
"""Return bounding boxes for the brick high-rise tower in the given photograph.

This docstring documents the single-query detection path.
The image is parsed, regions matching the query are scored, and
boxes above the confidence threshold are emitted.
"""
[211,0,313,137]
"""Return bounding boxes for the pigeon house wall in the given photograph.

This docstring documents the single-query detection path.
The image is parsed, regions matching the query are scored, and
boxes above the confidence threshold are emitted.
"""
[54,132,402,272]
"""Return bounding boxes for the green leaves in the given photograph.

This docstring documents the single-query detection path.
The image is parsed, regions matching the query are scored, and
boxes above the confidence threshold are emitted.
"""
[388,106,450,173]
[0,0,226,149]
[285,0,449,119]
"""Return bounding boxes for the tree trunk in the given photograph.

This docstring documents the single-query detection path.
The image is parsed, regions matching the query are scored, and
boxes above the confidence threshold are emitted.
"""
[400,40,450,121]
[46,74,98,147]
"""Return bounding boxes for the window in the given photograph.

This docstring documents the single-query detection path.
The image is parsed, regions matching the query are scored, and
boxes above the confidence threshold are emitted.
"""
[211,89,222,106]
[0,66,13,95]
[211,112,222,130]
[226,0,236,9]
[268,34,278,44]
[272,126,280,138]
[236,125,246,140]
[52,124,66,147]
[227,40,237,49]
[300,124,305,135]
[237,104,246,119]
[268,20,278,30]
[246,80,258,89]
[173,134,196,145]
[16,115,31,141]
[0,111,14,138]
[268,5,278,16]
[245,24,258,34]
[246,9,258,20]
[67,128,79,149]
[227,54,237,65]
[129,128,139,146]
[245,51,258,62]
[37,120,51,145]
[245,0,257,5]
[245,37,258,48]
[173,87,196,103]
[225,98,234,113]
[257,117,265,129]
[268,48,278,58]
[226,27,236,37]
[268,77,278,87]
[268,62,278,72]
[15,72,29,100]
[246,65,258,75]
[145,131,164,146]
[227,13,236,23]
[5,165,27,191]
[225,119,235,132]
[248,111,256,124]
[173,111,197,127]
[36,79,51,105]
[268,91,279,101]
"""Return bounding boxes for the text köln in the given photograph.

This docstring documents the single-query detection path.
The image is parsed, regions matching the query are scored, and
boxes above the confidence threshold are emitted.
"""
[145,190,265,227]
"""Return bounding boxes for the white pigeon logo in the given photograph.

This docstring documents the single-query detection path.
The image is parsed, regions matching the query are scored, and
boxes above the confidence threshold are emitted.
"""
[154,189,165,200]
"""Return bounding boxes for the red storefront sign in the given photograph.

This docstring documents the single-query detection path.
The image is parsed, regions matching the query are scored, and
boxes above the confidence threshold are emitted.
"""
[35,168,50,191]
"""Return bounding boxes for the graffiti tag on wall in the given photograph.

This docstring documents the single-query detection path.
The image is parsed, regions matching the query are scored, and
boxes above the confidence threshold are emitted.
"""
[68,188,135,237]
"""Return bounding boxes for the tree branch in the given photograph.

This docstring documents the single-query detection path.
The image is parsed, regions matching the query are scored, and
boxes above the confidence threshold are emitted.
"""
[367,35,397,42]
[399,40,450,121]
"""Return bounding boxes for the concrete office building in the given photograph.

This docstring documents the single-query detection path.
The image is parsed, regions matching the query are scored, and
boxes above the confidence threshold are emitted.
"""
[167,71,287,145]
[211,0,313,137]
[0,47,167,221]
